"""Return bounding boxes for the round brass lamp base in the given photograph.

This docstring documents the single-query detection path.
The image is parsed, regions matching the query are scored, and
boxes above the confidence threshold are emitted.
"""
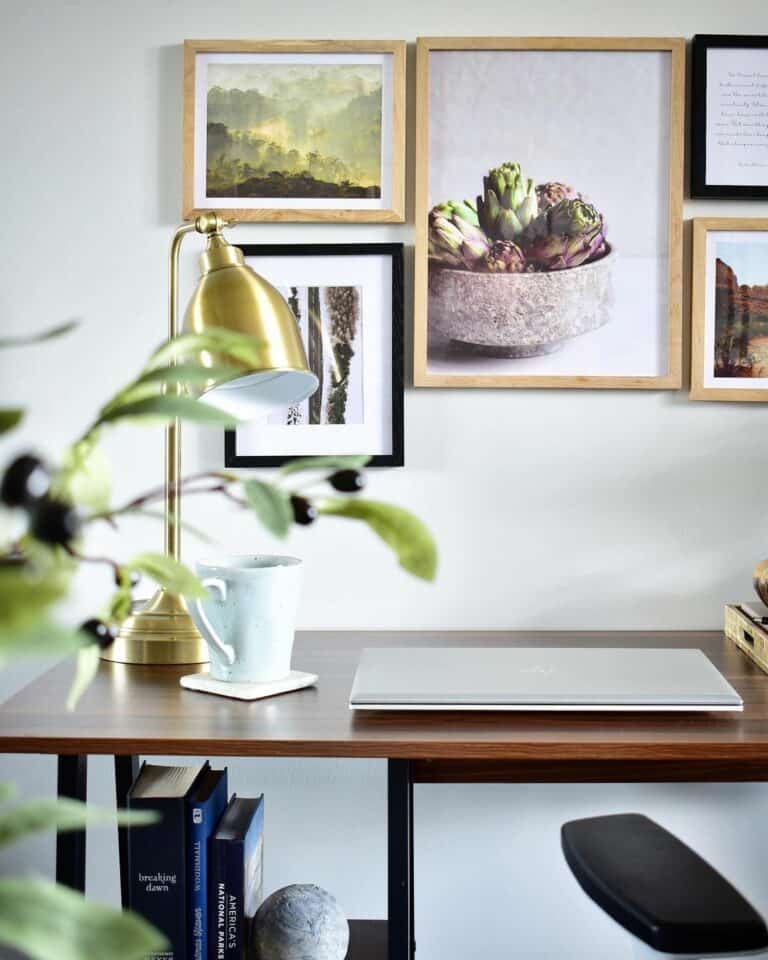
[100,589,209,665]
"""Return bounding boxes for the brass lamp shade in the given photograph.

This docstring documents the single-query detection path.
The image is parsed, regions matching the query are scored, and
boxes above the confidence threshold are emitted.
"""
[102,213,317,666]
[186,233,317,418]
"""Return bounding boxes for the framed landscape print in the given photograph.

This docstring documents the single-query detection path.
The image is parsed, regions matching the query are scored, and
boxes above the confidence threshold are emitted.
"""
[413,37,685,389]
[691,35,768,200]
[690,218,768,402]
[225,243,404,467]
[183,40,405,222]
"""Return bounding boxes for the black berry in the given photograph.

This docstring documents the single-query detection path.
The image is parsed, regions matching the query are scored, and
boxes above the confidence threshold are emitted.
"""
[0,454,50,508]
[29,497,80,546]
[79,618,118,650]
[291,495,317,526]
[114,567,140,589]
[328,469,365,493]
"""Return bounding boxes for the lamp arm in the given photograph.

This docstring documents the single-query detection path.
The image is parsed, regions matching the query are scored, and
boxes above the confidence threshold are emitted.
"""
[164,222,196,561]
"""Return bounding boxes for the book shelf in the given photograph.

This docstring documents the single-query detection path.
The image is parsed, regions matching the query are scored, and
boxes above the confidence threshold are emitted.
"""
[4,629,768,960]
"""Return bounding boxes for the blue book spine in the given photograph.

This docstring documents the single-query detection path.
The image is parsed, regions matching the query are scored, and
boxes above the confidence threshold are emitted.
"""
[209,799,264,960]
[188,772,228,960]
[223,839,244,955]
[208,841,229,960]
[128,796,187,960]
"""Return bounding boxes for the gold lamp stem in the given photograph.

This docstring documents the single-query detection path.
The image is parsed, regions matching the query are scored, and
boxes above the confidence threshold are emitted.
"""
[101,222,209,665]
[166,223,195,562]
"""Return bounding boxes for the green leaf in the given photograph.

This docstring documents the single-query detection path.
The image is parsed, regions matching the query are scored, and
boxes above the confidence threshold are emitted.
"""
[53,436,112,513]
[0,621,84,659]
[66,644,99,711]
[128,362,242,391]
[0,784,17,805]
[0,553,74,635]
[100,363,244,415]
[318,499,438,581]
[127,552,206,598]
[0,320,79,350]
[0,877,166,960]
[105,586,133,625]
[146,329,265,370]
[243,479,293,539]
[0,797,158,848]
[280,455,372,476]
[97,394,238,428]
[0,408,23,435]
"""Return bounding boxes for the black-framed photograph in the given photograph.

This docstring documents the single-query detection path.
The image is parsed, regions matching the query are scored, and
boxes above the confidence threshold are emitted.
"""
[692,35,768,199]
[225,243,404,468]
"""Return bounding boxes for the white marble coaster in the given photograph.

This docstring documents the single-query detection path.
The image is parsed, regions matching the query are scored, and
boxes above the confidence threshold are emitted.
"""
[180,670,318,701]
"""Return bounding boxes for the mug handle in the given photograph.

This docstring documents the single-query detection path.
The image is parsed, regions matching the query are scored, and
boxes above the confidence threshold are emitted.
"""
[194,577,236,666]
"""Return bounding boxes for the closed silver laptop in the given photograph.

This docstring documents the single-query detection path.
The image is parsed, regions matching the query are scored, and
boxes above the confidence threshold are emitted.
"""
[349,647,743,711]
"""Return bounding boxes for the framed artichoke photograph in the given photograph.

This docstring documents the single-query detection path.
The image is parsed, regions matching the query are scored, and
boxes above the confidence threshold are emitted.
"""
[413,37,685,389]
[183,40,406,222]
[691,35,768,200]
[225,243,404,467]
[690,218,768,402]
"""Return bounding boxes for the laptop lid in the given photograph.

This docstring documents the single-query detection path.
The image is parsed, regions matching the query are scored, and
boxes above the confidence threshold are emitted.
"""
[349,647,743,711]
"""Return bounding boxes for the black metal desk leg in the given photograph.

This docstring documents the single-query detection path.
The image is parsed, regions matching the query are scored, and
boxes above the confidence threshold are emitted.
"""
[114,755,139,909]
[388,760,414,960]
[56,754,87,892]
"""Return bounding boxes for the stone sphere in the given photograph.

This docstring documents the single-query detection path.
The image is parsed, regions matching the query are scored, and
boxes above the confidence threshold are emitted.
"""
[252,884,349,960]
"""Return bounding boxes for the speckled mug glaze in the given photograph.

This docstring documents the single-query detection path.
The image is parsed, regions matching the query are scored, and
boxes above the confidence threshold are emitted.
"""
[190,555,302,683]
[428,248,615,357]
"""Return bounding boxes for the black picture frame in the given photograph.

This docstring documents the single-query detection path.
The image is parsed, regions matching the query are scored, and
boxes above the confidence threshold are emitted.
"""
[691,34,768,199]
[224,242,404,468]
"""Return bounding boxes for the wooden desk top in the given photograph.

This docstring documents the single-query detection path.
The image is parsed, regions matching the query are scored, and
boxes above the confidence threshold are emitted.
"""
[3,631,768,782]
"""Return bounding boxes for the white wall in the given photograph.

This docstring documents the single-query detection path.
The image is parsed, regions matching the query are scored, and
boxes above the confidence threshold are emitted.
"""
[1,1,768,957]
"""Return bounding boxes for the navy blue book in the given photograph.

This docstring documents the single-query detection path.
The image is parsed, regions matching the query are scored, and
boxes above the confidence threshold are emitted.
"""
[128,762,207,960]
[187,767,228,960]
[208,795,264,960]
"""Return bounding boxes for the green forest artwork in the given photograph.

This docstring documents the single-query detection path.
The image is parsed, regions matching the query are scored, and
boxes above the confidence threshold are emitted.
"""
[206,63,383,200]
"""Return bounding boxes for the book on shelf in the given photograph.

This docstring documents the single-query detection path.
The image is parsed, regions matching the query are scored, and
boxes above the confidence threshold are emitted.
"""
[208,794,265,960]
[188,767,229,960]
[127,762,207,960]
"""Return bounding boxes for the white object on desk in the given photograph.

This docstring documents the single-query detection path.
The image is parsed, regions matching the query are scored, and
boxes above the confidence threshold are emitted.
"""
[180,670,317,701]
[349,647,743,712]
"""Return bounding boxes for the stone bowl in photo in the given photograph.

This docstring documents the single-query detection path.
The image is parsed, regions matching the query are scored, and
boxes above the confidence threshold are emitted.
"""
[428,247,615,358]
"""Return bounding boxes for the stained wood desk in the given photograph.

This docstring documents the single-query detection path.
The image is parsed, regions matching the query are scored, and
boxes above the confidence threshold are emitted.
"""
[2,630,768,960]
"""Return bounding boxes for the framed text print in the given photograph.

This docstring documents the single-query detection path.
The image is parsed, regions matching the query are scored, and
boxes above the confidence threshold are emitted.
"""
[413,37,685,389]
[691,218,768,402]
[225,243,404,467]
[183,40,406,222]
[691,35,768,200]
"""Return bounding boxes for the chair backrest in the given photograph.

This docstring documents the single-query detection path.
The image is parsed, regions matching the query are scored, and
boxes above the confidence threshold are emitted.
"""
[561,813,768,957]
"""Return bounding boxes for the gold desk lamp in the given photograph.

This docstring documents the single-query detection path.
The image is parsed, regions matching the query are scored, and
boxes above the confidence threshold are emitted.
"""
[102,212,318,665]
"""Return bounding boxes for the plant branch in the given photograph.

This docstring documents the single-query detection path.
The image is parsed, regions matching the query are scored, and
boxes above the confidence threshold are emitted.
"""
[63,544,122,580]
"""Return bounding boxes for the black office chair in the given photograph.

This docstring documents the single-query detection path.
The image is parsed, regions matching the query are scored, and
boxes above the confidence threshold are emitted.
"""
[562,814,768,958]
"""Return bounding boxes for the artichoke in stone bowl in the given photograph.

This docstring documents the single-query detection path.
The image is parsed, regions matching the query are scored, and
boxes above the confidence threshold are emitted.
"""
[428,201,490,270]
[477,162,538,241]
[523,198,606,272]
[427,160,614,358]
[535,181,581,212]
[427,161,608,275]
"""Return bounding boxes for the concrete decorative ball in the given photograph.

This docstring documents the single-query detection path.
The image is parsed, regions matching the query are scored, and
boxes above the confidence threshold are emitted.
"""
[252,884,349,960]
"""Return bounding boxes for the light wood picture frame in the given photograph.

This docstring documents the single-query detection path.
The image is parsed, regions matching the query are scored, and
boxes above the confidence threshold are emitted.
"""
[183,40,405,223]
[413,37,685,389]
[690,218,768,402]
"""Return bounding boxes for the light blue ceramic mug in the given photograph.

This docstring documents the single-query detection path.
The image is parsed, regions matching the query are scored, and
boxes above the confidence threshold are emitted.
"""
[191,555,303,683]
